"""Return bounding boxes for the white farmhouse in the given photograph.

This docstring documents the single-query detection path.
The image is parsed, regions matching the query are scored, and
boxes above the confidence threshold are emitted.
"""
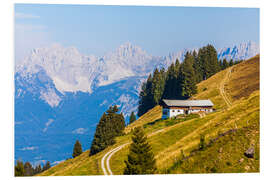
[161,99,214,119]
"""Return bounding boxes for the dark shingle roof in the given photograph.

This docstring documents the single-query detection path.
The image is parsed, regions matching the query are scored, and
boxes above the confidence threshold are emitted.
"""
[162,99,214,107]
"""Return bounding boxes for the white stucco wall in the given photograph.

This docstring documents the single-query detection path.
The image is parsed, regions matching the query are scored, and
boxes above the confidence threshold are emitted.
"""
[162,107,213,119]
[162,108,184,119]
[169,109,184,117]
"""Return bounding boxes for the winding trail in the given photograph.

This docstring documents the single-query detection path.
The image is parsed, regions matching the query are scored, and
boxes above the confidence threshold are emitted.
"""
[101,144,127,175]
[101,67,234,175]
[101,129,164,175]
[220,67,233,107]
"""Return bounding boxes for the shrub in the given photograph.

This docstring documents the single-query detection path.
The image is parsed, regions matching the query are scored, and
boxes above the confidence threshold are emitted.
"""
[199,134,206,150]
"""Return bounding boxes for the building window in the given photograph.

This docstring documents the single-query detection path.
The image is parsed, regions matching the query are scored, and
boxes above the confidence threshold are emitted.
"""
[178,110,180,112]
[172,110,175,112]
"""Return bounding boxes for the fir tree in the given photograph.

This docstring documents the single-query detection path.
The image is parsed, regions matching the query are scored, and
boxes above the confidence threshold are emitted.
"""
[114,112,125,136]
[222,58,229,70]
[163,62,178,99]
[34,164,42,175]
[129,111,136,124]
[151,68,166,104]
[178,52,197,98]
[123,127,157,174]
[90,106,125,156]
[229,59,234,66]
[42,161,51,172]
[138,74,154,116]
[24,162,34,176]
[195,49,204,82]
[15,160,25,176]
[72,140,83,158]
[198,44,220,79]
[90,113,114,155]
[218,60,223,70]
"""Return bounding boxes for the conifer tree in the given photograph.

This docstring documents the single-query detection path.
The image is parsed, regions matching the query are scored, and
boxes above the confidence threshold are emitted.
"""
[151,68,164,104]
[198,44,220,79]
[195,48,204,82]
[34,164,42,175]
[163,62,178,99]
[90,113,113,155]
[124,127,157,174]
[174,59,181,73]
[112,105,119,113]
[138,74,154,116]
[42,161,51,172]
[178,52,197,98]
[15,160,25,176]
[90,106,125,156]
[115,112,125,136]
[72,140,83,158]
[219,60,223,70]
[129,111,136,124]
[24,162,34,176]
[222,58,229,70]
[229,59,234,66]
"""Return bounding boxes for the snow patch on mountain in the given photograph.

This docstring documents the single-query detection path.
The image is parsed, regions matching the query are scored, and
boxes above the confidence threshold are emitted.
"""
[117,94,138,116]
[43,119,54,132]
[40,88,61,107]
[16,44,99,94]
[218,41,259,60]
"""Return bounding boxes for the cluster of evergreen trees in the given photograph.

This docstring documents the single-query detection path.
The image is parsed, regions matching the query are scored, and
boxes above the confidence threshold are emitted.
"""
[89,105,125,156]
[15,160,50,176]
[138,44,240,117]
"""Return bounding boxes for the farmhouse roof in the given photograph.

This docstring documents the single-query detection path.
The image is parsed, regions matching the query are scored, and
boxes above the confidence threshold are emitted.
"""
[162,99,214,107]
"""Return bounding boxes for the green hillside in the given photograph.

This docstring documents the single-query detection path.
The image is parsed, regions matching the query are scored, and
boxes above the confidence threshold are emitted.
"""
[39,55,259,176]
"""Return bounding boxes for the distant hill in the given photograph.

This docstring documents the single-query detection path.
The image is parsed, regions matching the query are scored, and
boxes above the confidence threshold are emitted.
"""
[39,55,259,175]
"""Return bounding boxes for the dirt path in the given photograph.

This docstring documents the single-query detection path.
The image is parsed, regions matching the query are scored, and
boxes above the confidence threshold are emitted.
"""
[101,128,165,175]
[220,67,233,107]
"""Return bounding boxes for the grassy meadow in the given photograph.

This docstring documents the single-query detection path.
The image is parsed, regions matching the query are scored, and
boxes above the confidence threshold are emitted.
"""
[39,55,259,176]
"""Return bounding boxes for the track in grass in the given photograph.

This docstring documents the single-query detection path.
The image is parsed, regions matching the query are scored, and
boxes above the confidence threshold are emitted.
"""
[220,67,233,107]
[101,143,129,175]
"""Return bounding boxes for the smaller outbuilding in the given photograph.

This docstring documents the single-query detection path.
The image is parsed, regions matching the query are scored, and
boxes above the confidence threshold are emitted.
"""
[161,99,214,119]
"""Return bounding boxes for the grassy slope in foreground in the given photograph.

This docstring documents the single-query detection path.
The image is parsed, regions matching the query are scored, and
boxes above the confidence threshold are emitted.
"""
[39,55,259,175]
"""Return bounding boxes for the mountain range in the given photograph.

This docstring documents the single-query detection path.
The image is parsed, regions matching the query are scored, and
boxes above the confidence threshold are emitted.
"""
[15,41,259,165]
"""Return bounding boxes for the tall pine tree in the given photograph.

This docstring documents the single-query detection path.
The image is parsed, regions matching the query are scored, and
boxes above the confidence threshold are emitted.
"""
[15,160,25,176]
[198,44,220,80]
[90,105,125,156]
[124,127,157,174]
[72,140,83,158]
[24,162,34,176]
[138,74,154,116]
[42,161,51,172]
[129,111,136,124]
[178,52,197,99]
[34,164,42,175]
[229,59,234,66]
[151,68,164,105]
[222,58,229,70]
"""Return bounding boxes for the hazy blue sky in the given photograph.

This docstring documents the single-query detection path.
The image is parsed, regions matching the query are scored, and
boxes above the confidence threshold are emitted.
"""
[15,4,259,61]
